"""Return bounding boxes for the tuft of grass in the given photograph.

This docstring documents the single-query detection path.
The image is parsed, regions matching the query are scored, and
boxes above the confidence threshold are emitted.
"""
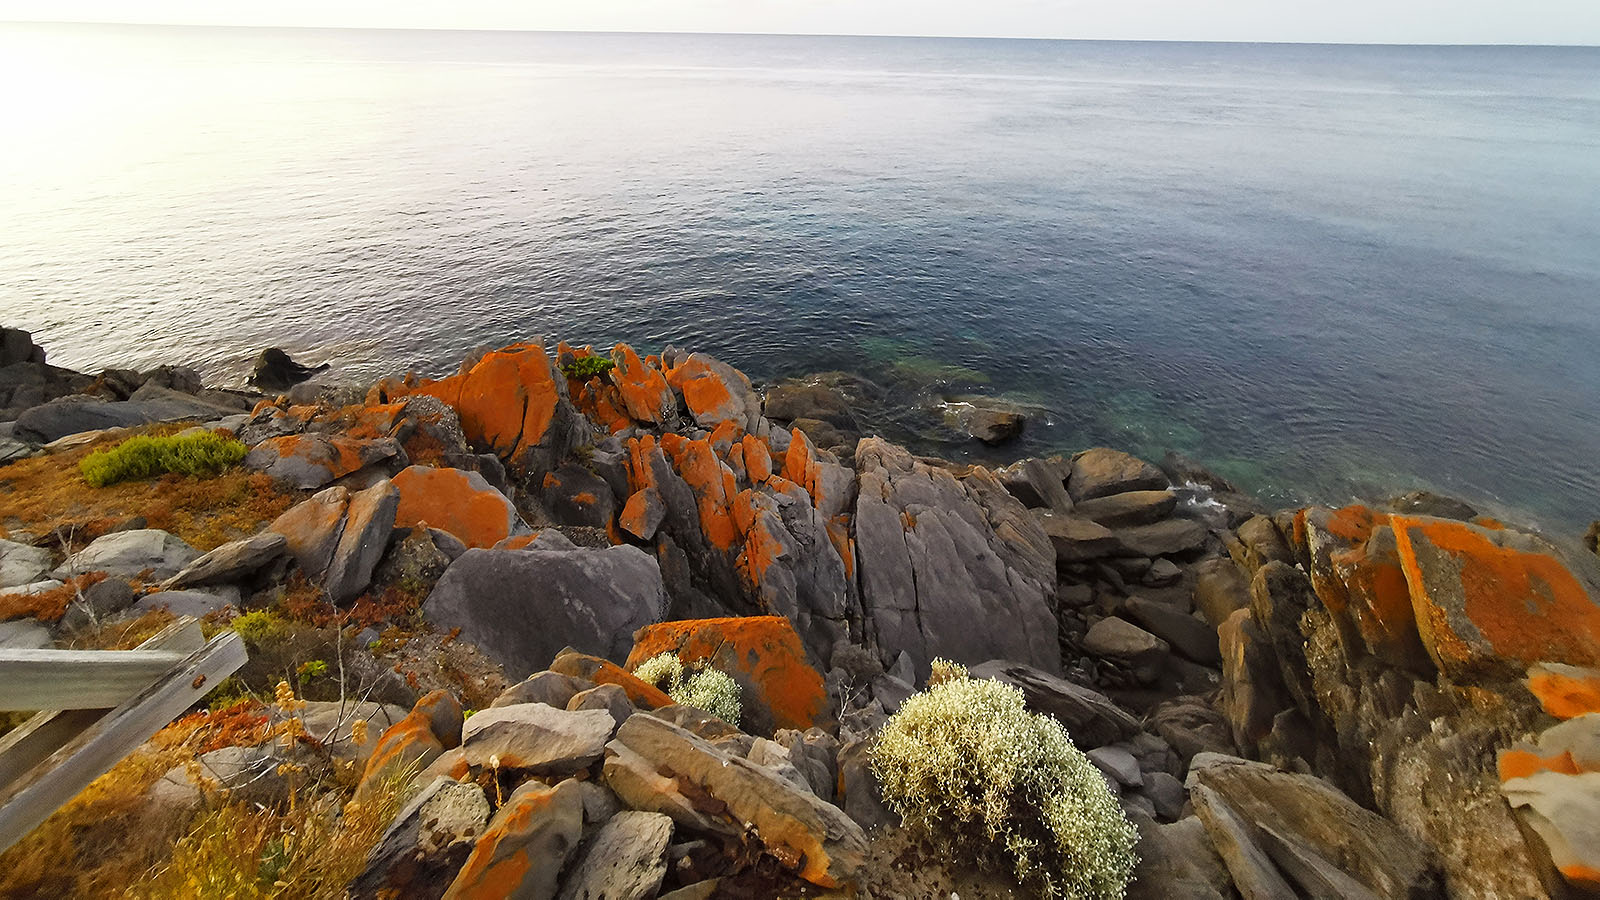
[127,763,417,899]
[0,572,107,624]
[633,651,743,727]
[80,432,248,488]
[559,356,616,380]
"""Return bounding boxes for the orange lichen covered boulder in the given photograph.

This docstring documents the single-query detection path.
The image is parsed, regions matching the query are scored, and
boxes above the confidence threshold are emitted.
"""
[627,616,830,733]
[244,433,398,489]
[443,779,584,900]
[398,342,577,473]
[549,647,673,709]
[357,689,463,799]
[1390,515,1600,682]
[664,352,757,430]
[1527,663,1600,720]
[392,465,528,550]
[610,342,676,425]
[1304,506,1432,673]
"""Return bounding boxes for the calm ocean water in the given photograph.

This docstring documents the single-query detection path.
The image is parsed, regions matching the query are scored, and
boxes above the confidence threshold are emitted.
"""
[2,24,1598,533]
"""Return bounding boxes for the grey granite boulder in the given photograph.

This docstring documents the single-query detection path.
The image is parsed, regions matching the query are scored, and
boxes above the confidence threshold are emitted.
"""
[134,588,241,618]
[1073,489,1179,528]
[423,545,668,677]
[52,529,199,581]
[350,777,490,900]
[853,438,1059,680]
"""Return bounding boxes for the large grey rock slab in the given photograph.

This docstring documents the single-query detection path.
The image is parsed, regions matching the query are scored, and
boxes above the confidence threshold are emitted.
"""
[555,810,673,900]
[491,670,594,710]
[1084,616,1170,682]
[0,538,52,588]
[1126,814,1236,900]
[1036,511,1120,562]
[52,528,199,581]
[162,531,287,589]
[853,437,1059,680]
[604,713,867,890]
[1187,753,1440,899]
[423,546,668,678]
[1112,519,1210,557]
[1125,596,1222,665]
[134,588,241,618]
[968,660,1140,749]
[13,394,225,444]
[350,777,490,900]
[325,479,399,604]
[1068,448,1170,502]
[459,703,616,775]
[996,456,1074,513]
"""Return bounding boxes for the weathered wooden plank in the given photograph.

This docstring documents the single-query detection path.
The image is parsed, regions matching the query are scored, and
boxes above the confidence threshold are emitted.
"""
[0,649,195,711]
[0,631,247,853]
[0,617,205,792]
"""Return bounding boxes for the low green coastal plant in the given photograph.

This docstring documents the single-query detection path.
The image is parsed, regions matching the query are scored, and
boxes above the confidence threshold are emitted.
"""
[559,356,616,380]
[634,652,743,727]
[79,432,249,487]
[871,659,1138,900]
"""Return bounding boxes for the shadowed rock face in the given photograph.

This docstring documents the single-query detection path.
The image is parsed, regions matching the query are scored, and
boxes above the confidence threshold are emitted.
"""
[249,348,330,392]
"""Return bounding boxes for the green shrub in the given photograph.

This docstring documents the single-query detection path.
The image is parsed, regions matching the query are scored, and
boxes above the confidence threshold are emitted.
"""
[871,660,1137,900]
[633,652,743,727]
[80,433,249,487]
[559,356,616,380]
[229,610,288,649]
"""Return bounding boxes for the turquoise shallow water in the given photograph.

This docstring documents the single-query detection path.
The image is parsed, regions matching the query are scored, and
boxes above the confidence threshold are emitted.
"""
[2,24,1598,533]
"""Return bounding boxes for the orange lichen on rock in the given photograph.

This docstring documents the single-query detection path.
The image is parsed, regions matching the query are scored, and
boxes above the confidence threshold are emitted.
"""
[1498,747,1581,781]
[549,648,673,708]
[665,354,743,427]
[1331,523,1431,671]
[358,689,462,798]
[742,434,773,484]
[402,343,562,465]
[443,780,582,900]
[1527,663,1600,719]
[1392,516,1600,681]
[254,433,370,481]
[627,616,830,731]
[392,465,519,549]
[660,434,738,551]
[609,343,675,425]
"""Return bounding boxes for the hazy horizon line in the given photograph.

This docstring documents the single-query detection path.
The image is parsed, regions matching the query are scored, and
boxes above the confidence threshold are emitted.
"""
[5,18,1599,49]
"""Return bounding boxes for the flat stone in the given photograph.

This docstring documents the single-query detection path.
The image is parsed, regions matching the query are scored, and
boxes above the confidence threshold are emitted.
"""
[133,588,239,618]
[162,531,287,589]
[1142,771,1187,821]
[556,811,673,900]
[459,703,616,774]
[568,683,635,730]
[1190,783,1299,900]
[1127,814,1235,900]
[1074,490,1179,528]
[268,485,349,579]
[1501,771,1600,893]
[1083,617,1170,682]
[1036,512,1120,562]
[996,456,1074,514]
[0,618,50,649]
[1112,519,1210,558]
[52,529,199,581]
[491,670,594,710]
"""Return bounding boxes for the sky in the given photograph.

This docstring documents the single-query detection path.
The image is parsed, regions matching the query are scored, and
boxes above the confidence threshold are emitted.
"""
[2,0,1599,45]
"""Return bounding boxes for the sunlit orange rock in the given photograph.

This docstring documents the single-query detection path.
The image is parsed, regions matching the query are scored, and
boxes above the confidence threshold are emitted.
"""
[357,689,463,799]
[610,342,676,425]
[246,433,394,489]
[549,648,673,708]
[1527,663,1600,720]
[1498,747,1581,781]
[393,465,526,550]
[400,342,569,470]
[1305,505,1432,672]
[627,616,830,733]
[665,353,754,429]
[660,434,738,552]
[1391,516,1600,682]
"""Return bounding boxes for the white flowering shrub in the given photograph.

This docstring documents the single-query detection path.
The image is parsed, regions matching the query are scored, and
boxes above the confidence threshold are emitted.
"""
[633,652,743,728]
[870,660,1138,900]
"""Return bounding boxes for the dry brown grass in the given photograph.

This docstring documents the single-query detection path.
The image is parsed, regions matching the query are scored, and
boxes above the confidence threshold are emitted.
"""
[0,572,105,623]
[0,426,296,552]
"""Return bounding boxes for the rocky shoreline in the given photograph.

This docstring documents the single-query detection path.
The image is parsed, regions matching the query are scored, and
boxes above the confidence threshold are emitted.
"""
[2,325,1599,899]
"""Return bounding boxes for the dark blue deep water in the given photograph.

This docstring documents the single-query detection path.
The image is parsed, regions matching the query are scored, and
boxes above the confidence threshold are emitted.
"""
[2,24,1598,533]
